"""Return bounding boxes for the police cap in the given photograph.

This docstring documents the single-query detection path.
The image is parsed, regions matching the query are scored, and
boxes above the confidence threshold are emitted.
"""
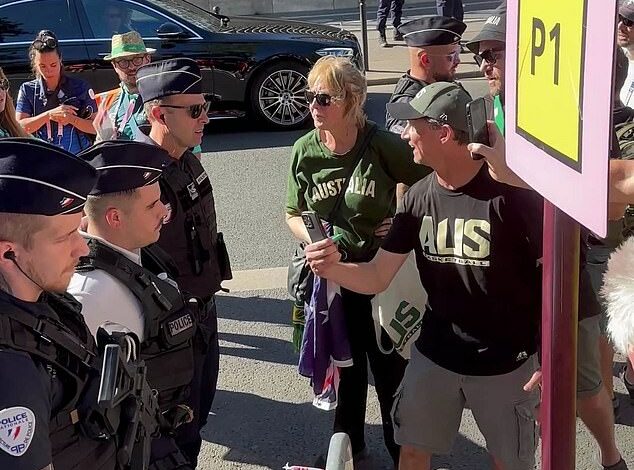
[0,138,97,215]
[137,58,203,102]
[465,2,506,54]
[398,16,466,48]
[386,82,472,133]
[79,141,169,195]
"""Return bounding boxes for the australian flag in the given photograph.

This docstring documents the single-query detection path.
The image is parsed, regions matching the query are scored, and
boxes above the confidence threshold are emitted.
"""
[298,274,353,409]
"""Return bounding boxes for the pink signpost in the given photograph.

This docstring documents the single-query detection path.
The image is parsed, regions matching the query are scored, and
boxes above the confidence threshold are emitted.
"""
[505,0,617,468]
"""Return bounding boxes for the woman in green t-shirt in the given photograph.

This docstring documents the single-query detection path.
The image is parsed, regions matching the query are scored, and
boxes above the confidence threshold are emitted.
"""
[285,56,430,466]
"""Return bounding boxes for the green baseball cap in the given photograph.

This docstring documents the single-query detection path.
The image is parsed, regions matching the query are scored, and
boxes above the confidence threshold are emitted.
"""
[386,82,472,132]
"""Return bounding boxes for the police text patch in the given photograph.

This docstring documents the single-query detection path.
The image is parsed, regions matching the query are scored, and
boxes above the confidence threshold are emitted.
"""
[168,314,193,336]
[0,406,36,457]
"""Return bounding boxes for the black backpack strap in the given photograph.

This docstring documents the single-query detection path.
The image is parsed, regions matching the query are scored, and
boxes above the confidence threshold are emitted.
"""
[141,243,181,280]
[0,305,97,385]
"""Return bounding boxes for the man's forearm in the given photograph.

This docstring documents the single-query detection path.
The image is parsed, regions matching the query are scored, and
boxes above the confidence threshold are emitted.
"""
[610,159,634,204]
[321,261,389,295]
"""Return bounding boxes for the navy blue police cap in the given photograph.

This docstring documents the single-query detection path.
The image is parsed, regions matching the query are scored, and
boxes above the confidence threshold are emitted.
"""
[136,58,202,103]
[398,16,466,48]
[78,141,169,195]
[0,138,97,215]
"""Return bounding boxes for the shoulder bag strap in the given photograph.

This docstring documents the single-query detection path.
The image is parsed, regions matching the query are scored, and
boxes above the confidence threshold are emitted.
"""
[325,123,377,223]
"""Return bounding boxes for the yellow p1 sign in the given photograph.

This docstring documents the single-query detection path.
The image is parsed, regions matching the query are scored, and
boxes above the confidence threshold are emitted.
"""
[516,0,586,171]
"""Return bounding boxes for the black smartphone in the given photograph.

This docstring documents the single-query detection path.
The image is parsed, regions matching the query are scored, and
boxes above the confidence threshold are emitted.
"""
[466,97,490,160]
[301,211,328,243]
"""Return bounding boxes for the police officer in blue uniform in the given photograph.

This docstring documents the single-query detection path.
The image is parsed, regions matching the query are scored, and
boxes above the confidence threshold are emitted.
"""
[136,58,232,466]
[70,140,199,470]
[0,138,166,470]
[385,16,466,134]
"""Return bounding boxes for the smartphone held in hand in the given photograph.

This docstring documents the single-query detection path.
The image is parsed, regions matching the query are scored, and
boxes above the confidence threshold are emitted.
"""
[301,211,328,243]
[467,97,490,160]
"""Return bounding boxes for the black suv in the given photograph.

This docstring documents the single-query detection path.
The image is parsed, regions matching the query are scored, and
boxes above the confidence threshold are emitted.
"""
[0,0,362,129]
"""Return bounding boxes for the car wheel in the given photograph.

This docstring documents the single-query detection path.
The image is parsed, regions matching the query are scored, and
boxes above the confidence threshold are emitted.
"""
[250,61,310,130]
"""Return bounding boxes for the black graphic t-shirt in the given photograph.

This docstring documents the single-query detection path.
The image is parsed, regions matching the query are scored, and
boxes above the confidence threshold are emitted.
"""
[382,165,543,375]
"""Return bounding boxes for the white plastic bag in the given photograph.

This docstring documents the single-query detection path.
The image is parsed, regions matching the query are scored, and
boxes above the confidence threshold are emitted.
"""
[371,251,426,359]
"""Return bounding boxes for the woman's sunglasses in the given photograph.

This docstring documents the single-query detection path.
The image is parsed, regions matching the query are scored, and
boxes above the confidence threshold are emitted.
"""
[32,36,58,50]
[305,90,339,107]
[620,14,634,28]
[114,54,150,70]
[473,48,505,67]
[160,101,211,119]
[0,78,9,91]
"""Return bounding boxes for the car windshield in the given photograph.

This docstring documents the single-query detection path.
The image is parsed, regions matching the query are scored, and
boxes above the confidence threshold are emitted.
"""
[149,0,223,32]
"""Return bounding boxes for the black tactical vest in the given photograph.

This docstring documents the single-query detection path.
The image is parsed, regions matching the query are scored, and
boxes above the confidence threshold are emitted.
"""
[157,151,231,299]
[76,239,196,411]
[0,292,117,470]
[385,73,429,134]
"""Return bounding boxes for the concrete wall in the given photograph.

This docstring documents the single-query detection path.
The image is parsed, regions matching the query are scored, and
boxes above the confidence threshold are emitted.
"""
[188,0,362,16]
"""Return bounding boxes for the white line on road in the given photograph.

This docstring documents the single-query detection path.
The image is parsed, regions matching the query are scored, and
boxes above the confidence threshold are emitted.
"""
[223,266,288,292]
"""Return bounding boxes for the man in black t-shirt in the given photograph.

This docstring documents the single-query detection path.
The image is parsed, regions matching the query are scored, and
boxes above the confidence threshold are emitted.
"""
[304,82,542,470]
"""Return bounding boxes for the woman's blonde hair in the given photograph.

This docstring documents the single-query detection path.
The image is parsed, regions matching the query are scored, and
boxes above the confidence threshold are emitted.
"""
[0,68,28,138]
[307,56,367,129]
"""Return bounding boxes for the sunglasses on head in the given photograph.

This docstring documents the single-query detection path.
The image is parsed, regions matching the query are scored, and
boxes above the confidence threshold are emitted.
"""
[114,54,149,70]
[160,100,211,119]
[474,48,505,67]
[620,14,634,27]
[32,36,58,50]
[304,90,341,106]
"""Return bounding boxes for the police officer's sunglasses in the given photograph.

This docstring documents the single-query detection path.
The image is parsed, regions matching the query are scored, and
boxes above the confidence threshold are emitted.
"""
[113,54,150,70]
[425,50,461,63]
[304,90,341,107]
[474,48,505,67]
[620,15,634,28]
[159,101,211,119]
[32,36,58,50]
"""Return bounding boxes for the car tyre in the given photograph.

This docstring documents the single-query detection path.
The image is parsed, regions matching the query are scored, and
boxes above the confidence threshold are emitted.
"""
[249,61,311,130]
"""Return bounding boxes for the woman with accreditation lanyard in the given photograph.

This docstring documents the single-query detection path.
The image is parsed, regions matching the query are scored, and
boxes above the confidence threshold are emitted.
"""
[16,30,97,153]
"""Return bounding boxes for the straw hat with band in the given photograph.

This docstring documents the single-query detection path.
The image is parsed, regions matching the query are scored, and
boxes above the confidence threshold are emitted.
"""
[104,31,156,61]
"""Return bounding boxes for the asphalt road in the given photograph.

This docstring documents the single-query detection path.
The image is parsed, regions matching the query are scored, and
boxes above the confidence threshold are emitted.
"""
[194,80,634,469]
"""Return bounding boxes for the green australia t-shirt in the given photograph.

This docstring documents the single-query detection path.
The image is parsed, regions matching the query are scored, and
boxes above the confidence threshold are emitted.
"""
[286,121,432,261]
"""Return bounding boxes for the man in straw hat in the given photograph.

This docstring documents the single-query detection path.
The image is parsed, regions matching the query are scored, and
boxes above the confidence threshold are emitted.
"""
[95,30,155,141]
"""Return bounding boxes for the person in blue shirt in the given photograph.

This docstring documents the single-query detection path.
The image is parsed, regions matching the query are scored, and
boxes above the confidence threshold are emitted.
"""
[16,30,97,154]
